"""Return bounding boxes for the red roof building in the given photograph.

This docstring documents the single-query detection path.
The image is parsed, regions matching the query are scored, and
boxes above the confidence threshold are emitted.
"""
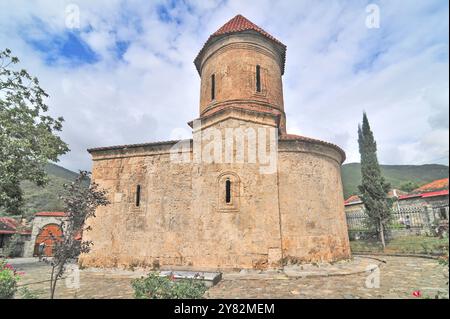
[413,178,449,193]
[344,195,362,206]
[34,212,67,217]
[0,217,31,235]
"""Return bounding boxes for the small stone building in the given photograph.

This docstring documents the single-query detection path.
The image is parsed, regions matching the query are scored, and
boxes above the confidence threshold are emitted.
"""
[80,15,351,270]
[0,217,31,257]
[24,212,66,257]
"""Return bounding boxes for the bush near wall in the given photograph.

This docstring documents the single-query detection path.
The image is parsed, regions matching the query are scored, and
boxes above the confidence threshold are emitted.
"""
[0,259,20,299]
[131,272,208,299]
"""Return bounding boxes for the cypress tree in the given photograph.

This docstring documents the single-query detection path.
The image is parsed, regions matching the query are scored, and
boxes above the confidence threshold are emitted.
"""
[358,112,393,248]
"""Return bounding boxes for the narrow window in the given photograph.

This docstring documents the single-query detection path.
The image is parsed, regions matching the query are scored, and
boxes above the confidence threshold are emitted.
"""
[225,179,231,203]
[439,207,447,219]
[135,185,141,207]
[211,74,215,100]
[256,65,261,92]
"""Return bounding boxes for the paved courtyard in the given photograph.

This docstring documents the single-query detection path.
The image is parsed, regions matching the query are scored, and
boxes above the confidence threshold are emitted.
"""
[9,255,449,299]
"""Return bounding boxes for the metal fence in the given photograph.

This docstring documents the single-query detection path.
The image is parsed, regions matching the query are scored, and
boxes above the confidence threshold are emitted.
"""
[346,205,426,231]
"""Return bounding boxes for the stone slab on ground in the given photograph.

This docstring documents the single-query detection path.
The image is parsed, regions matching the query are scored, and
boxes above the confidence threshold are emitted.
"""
[159,270,222,287]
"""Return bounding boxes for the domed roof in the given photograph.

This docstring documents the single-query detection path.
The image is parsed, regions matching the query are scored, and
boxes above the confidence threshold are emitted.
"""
[194,14,286,75]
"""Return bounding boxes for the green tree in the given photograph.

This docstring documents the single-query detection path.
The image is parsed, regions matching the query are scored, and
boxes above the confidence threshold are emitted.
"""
[44,171,109,299]
[358,112,393,248]
[399,181,420,193]
[0,48,69,215]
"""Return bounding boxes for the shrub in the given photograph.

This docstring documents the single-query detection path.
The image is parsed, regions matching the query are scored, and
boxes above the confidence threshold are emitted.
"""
[4,234,23,258]
[0,259,21,299]
[132,272,207,299]
[18,287,38,299]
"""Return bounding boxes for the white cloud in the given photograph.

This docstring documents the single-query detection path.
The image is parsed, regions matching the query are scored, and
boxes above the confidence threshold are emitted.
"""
[0,0,448,171]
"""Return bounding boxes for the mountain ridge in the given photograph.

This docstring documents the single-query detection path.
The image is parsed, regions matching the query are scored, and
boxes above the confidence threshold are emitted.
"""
[341,162,449,198]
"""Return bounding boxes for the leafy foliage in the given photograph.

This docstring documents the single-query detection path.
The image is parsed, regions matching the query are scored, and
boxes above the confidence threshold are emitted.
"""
[0,48,69,215]
[0,259,21,299]
[14,163,89,219]
[438,234,449,268]
[132,272,208,299]
[18,286,38,299]
[357,113,394,248]
[398,181,421,193]
[42,171,109,299]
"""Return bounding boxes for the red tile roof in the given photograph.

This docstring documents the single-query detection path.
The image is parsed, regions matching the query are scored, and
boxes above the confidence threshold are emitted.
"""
[279,133,346,162]
[344,195,362,205]
[35,212,67,217]
[212,14,285,47]
[345,188,449,206]
[398,189,449,200]
[397,193,422,200]
[0,217,31,235]
[194,14,287,75]
[413,178,449,193]
[421,189,449,198]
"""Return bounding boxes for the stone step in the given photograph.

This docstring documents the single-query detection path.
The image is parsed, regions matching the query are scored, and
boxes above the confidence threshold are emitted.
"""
[159,270,222,287]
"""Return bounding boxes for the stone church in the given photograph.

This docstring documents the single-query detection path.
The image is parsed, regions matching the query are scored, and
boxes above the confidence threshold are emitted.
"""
[80,15,351,270]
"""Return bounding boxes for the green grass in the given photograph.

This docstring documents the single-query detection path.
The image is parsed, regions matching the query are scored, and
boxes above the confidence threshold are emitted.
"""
[350,236,449,255]
[341,163,449,198]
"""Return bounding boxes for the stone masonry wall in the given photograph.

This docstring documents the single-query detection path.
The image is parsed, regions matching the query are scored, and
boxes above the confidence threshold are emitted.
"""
[80,123,350,269]
[278,140,351,263]
[80,117,285,270]
[24,216,64,257]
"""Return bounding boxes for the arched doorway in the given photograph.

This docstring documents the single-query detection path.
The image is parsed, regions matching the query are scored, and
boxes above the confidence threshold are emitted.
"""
[33,224,63,257]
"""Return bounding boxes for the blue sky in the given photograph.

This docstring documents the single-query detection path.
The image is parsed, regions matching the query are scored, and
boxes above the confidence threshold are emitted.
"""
[0,0,448,171]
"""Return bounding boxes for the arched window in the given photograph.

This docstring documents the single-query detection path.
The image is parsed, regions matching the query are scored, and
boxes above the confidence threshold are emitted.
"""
[218,172,240,212]
[211,73,215,100]
[256,65,261,92]
[225,179,231,203]
[135,185,141,207]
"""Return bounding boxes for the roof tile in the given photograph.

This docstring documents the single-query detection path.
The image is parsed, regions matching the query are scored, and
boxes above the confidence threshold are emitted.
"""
[0,217,31,235]
[194,14,286,75]
[212,14,285,47]
[35,212,67,217]
[413,178,449,193]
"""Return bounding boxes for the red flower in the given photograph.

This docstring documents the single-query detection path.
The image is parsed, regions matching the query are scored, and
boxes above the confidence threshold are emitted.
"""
[4,264,14,271]
[412,290,422,297]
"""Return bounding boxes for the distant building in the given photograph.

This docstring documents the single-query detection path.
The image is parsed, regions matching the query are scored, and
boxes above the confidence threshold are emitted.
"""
[413,178,449,194]
[23,212,66,257]
[345,178,449,237]
[0,217,31,257]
